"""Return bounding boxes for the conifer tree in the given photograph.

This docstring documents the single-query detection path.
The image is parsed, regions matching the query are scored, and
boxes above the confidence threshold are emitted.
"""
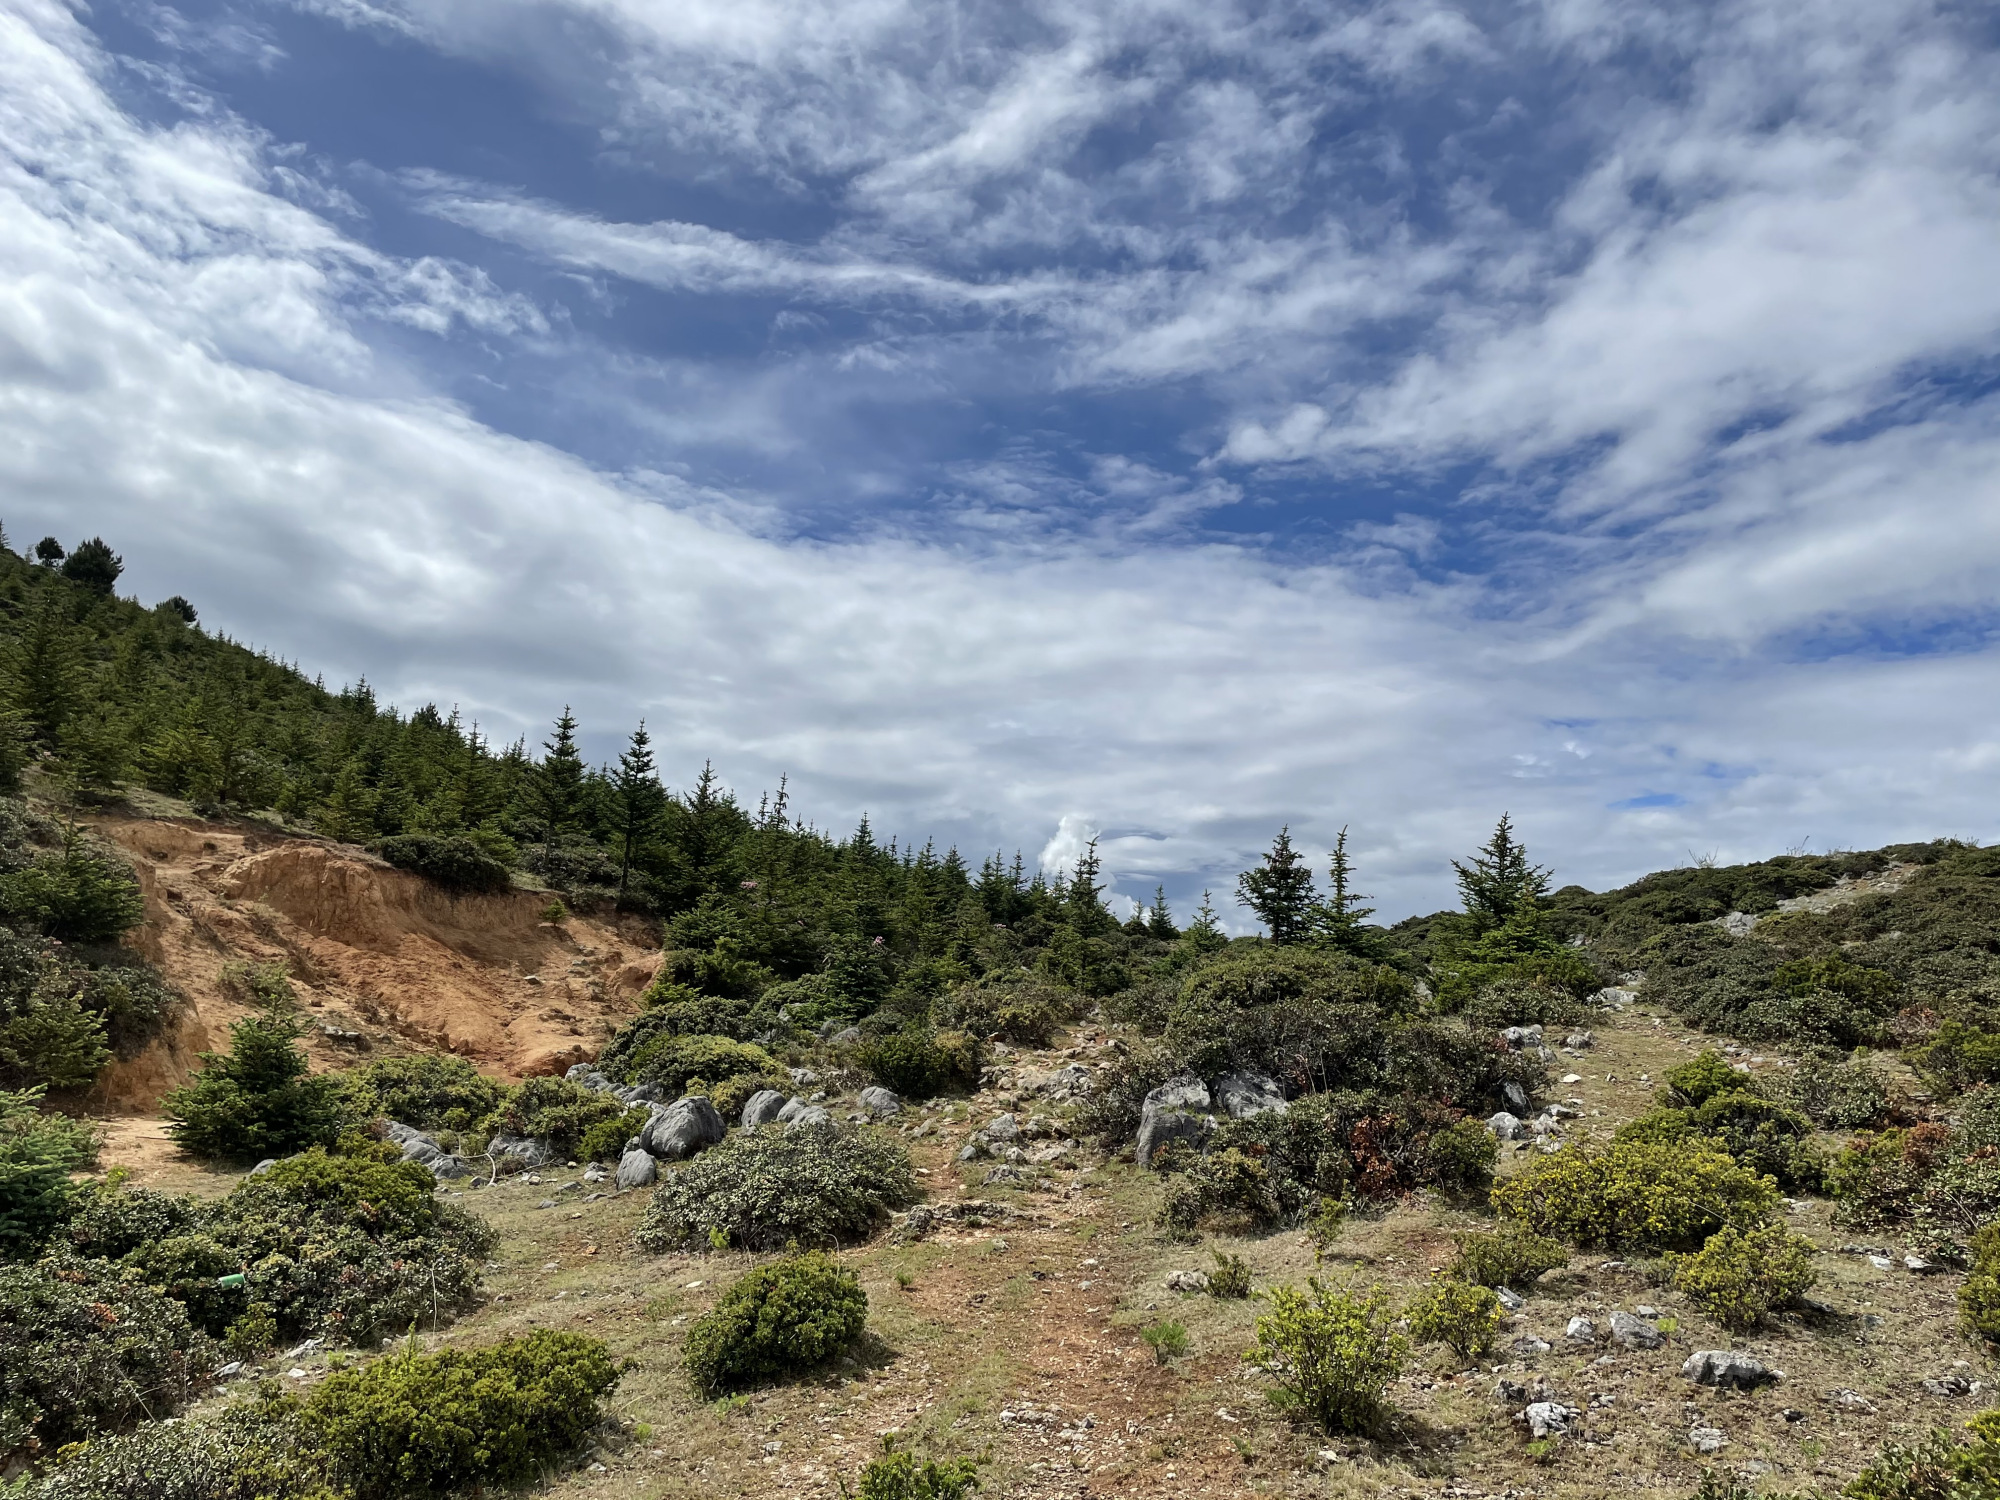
[1064,837,1112,933]
[1185,889,1228,955]
[1237,826,1318,944]
[529,707,586,842]
[59,538,122,596]
[1313,826,1375,952]
[10,592,85,745]
[1453,814,1551,930]
[1146,884,1177,940]
[612,721,666,903]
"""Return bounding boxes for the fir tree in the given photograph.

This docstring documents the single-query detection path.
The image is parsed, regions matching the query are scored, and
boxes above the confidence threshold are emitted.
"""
[1146,884,1177,940]
[1185,889,1228,955]
[163,1003,341,1162]
[529,707,587,842]
[612,721,666,903]
[1064,837,1113,933]
[1237,826,1318,944]
[9,592,85,745]
[59,537,122,596]
[1453,814,1551,930]
[1313,826,1375,952]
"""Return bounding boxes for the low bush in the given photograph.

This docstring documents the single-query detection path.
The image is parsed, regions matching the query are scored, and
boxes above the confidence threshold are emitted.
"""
[1458,977,1588,1032]
[70,1148,495,1347]
[338,1054,505,1134]
[1780,1053,1891,1129]
[933,978,1076,1046]
[373,833,513,895]
[1406,1278,1502,1360]
[1244,1278,1406,1435]
[1208,1251,1253,1299]
[1910,1022,2000,1097]
[10,1403,324,1500]
[1156,1148,1281,1239]
[855,1028,981,1100]
[1419,1116,1500,1196]
[1824,1124,2000,1254]
[623,1033,777,1098]
[163,1008,342,1163]
[1490,1140,1780,1251]
[636,1122,919,1252]
[0,1257,213,1459]
[305,1330,621,1499]
[1071,1045,1185,1149]
[1657,1050,1744,1108]
[1448,1226,1569,1289]
[682,1252,867,1396]
[1960,1223,2000,1346]
[1953,1088,2000,1155]
[0,929,110,1093]
[1140,1320,1190,1364]
[843,1434,983,1500]
[485,1076,626,1158]
[577,1105,651,1164]
[1616,1089,1824,1193]
[1667,1222,1816,1331]
[0,1088,98,1258]
[0,828,145,945]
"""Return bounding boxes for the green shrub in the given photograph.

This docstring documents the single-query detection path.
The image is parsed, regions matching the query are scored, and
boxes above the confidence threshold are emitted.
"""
[76,1149,495,1346]
[1667,1222,1816,1331]
[934,979,1076,1046]
[485,1075,624,1158]
[855,1028,981,1100]
[843,1434,983,1500]
[0,1088,98,1258]
[1458,977,1587,1031]
[1827,1125,1948,1231]
[1658,1050,1745,1108]
[74,960,181,1058]
[710,1072,788,1120]
[1911,1022,2000,1097]
[682,1252,867,1396]
[1140,1320,1190,1364]
[1244,1278,1406,1435]
[305,1330,620,1499]
[578,1105,651,1164]
[1780,1053,1890,1129]
[1156,1148,1281,1239]
[636,1122,919,1252]
[10,1403,326,1500]
[1490,1140,1780,1251]
[163,1008,341,1163]
[1164,947,1412,1087]
[338,1054,505,1133]
[0,933,110,1092]
[1952,1087,2000,1155]
[1618,1089,1824,1193]
[373,833,512,894]
[624,1033,777,1098]
[1208,1251,1253,1299]
[0,1257,213,1458]
[1406,1278,1502,1360]
[1960,1223,2000,1346]
[1448,1226,1569,1289]
[1906,1156,2000,1259]
[1419,1117,1500,1195]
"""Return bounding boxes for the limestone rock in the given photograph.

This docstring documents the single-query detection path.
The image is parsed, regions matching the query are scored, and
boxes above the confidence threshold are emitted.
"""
[1212,1071,1286,1119]
[615,1148,657,1190]
[785,1105,833,1130]
[858,1086,902,1116]
[1682,1350,1772,1389]
[1165,1269,1211,1294]
[1135,1077,1214,1168]
[1521,1402,1578,1439]
[1687,1426,1729,1454]
[1487,1111,1525,1140]
[741,1089,787,1129]
[1564,1315,1598,1345]
[1609,1311,1663,1351]
[642,1096,726,1160]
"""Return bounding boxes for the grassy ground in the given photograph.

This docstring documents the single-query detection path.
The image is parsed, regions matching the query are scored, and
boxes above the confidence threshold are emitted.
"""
[126,1000,1997,1500]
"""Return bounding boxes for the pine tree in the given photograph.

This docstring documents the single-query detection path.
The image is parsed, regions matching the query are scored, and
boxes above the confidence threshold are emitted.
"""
[612,721,666,902]
[163,1003,341,1162]
[1184,890,1227,955]
[1313,826,1376,952]
[59,538,122,596]
[1237,826,1318,944]
[10,592,85,745]
[529,707,587,842]
[1453,814,1551,930]
[1064,837,1113,933]
[1146,885,1178,940]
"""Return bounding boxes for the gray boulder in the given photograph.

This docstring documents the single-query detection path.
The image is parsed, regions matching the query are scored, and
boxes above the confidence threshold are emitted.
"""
[786,1105,833,1130]
[859,1086,901,1116]
[1487,1111,1524,1140]
[1213,1071,1287,1119]
[1563,1030,1597,1051]
[1687,1427,1729,1455]
[1609,1311,1663,1350]
[1522,1402,1577,1439]
[776,1096,809,1124]
[615,1148,658,1190]
[250,1158,278,1175]
[1500,1025,1545,1050]
[1495,1287,1525,1312]
[1165,1269,1211,1294]
[565,1062,594,1082]
[741,1089,788,1129]
[1502,1081,1531,1113]
[1925,1375,1975,1398]
[642,1096,726,1160]
[1682,1350,1772,1389]
[984,1113,1020,1142]
[1564,1315,1597,1345]
[487,1133,560,1169]
[1136,1077,1214,1168]
[1041,1064,1094,1098]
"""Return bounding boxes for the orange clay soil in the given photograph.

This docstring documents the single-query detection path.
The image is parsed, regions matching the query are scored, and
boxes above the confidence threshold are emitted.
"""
[80,811,661,1114]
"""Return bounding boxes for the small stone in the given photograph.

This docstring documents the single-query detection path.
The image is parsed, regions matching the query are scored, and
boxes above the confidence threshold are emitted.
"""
[1560,1073,1583,1085]
[1513,1334,1553,1355]
[1869,1255,1894,1270]
[1565,1315,1598,1344]
[1905,1254,1941,1274]
[1495,1287,1524,1312]
[1783,1408,1806,1422]
[1925,1376,1975,1398]
[1487,1111,1524,1140]
[1521,1401,1578,1439]
[1564,1031,1596,1050]
[1687,1426,1728,1455]
[1165,1270,1211,1294]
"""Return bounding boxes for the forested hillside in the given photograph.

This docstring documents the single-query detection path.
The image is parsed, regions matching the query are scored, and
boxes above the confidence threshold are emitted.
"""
[9,529,2000,1500]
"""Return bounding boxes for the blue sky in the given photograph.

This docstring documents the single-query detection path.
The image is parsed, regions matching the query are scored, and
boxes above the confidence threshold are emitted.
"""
[3,0,1998,920]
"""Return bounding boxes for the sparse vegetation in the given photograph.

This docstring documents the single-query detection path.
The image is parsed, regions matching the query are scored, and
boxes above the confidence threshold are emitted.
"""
[1244,1279,1406,1435]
